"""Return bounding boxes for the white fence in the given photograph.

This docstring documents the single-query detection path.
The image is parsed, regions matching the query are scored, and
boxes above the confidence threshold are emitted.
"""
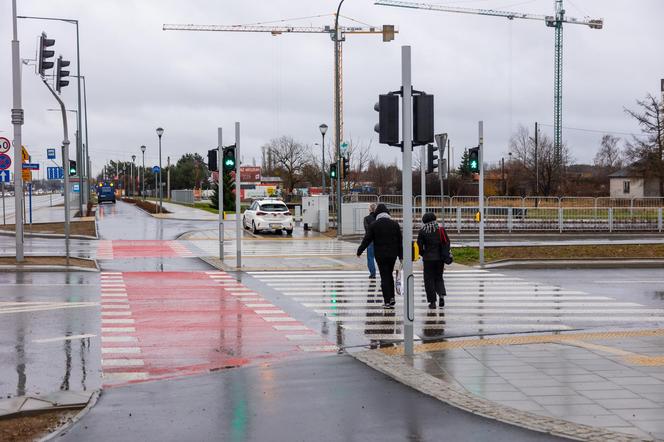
[171,190,194,205]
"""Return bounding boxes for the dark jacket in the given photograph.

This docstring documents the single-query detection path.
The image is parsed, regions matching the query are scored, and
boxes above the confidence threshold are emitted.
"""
[417,225,451,261]
[357,215,403,259]
[363,212,376,233]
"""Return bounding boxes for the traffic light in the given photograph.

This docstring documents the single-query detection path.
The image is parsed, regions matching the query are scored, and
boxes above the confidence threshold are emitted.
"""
[426,144,438,174]
[223,146,236,171]
[207,149,218,172]
[468,147,480,173]
[413,93,434,146]
[374,94,399,146]
[330,164,337,180]
[38,32,55,76]
[55,56,70,93]
[69,160,77,176]
[341,156,349,178]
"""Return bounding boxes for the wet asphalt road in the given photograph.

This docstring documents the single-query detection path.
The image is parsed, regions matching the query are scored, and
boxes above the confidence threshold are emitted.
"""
[59,354,566,442]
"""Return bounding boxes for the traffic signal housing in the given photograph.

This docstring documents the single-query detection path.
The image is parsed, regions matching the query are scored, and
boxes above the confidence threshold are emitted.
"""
[341,156,349,179]
[374,94,399,146]
[330,164,337,180]
[38,32,55,76]
[413,93,434,146]
[207,148,218,172]
[223,146,236,171]
[468,147,480,173]
[426,144,438,174]
[68,160,77,177]
[55,56,71,93]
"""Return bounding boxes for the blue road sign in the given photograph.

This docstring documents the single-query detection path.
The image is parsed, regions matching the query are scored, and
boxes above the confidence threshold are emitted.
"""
[152,166,160,174]
[0,153,11,171]
[47,166,64,180]
[22,163,40,170]
[73,183,80,193]
[0,170,10,182]
[47,148,56,159]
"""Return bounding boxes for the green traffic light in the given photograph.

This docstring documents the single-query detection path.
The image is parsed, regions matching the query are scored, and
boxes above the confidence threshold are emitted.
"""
[470,160,478,169]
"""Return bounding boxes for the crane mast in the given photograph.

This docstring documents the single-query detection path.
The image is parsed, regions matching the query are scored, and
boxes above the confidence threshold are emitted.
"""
[375,0,603,187]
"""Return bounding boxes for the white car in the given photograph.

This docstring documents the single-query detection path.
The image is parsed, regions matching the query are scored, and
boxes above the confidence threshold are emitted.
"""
[243,199,294,235]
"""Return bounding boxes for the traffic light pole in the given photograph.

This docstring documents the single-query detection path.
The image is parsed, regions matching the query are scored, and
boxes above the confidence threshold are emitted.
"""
[218,127,224,261]
[402,46,415,357]
[235,122,242,269]
[478,121,485,268]
[10,0,24,262]
[420,145,426,215]
[42,79,71,266]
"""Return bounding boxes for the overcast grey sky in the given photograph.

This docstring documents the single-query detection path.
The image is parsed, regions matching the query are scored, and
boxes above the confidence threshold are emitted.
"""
[2,0,663,175]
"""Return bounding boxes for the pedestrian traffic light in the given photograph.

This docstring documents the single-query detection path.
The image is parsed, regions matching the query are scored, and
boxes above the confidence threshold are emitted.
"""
[342,156,349,178]
[426,144,438,174]
[207,148,218,172]
[38,32,56,76]
[223,146,236,171]
[469,147,480,173]
[55,56,70,93]
[374,94,399,146]
[330,164,337,179]
[68,160,77,176]
[413,93,434,146]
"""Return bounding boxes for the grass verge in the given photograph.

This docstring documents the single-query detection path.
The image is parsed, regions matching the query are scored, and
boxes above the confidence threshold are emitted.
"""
[0,256,97,269]
[0,220,96,237]
[453,244,664,266]
[0,409,77,442]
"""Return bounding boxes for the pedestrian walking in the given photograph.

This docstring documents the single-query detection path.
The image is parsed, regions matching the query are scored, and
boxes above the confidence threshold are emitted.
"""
[357,204,403,308]
[416,212,451,309]
[363,203,377,279]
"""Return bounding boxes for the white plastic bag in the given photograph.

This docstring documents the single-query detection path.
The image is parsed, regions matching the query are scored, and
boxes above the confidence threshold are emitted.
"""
[395,261,403,296]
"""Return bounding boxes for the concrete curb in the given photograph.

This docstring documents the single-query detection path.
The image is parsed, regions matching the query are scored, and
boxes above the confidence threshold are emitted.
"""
[38,390,101,442]
[0,256,99,273]
[352,350,646,442]
[0,230,97,240]
[483,258,664,269]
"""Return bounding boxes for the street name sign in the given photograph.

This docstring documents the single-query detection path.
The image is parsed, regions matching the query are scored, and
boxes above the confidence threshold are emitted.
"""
[22,163,40,170]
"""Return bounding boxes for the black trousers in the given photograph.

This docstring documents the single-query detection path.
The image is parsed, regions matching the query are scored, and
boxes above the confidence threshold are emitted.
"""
[423,260,446,304]
[375,256,397,303]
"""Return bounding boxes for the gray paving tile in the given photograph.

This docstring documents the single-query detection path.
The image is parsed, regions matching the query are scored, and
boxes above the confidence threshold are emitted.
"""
[579,389,642,400]
[454,376,509,385]
[594,398,661,410]
[640,392,664,404]
[463,383,520,393]
[541,403,611,418]
[625,384,664,394]
[479,391,530,402]
[520,386,578,396]
[495,400,546,413]
[561,414,633,428]
[531,395,595,406]
[550,374,606,383]
[540,368,591,376]
[592,369,649,378]
[572,382,622,391]
[605,426,656,440]
[625,419,664,433]
[614,408,664,421]
[509,378,563,388]
[610,376,664,386]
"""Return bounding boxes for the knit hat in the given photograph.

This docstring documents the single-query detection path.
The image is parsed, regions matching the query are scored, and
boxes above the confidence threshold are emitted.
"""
[422,212,436,224]
[374,203,390,215]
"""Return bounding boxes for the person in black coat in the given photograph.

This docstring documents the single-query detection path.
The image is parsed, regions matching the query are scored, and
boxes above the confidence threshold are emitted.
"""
[416,212,449,309]
[357,204,403,308]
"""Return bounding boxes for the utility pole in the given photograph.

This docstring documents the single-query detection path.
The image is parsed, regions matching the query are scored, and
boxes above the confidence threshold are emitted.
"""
[421,144,426,215]
[218,128,224,261]
[402,46,414,357]
[478,121,485,268]
[167,156,171,200]
[235,122,242,269]
[10,0,24,262]
[334,2,345,238]
[534,121,539,197]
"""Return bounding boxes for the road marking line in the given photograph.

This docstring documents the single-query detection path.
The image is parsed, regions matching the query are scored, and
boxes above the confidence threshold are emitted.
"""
[245,303,274,308]
[102,336,138,342]
[102,347,141,354]
[262,316,298,322]
[299,345,338,352]
[285,334,323,341]
[102,359,145,367]
[273,325,309,331]
[101,304,130,309]
[102,327,136,333]
[102,318,135,324]
[102,372,148,382]
[33,334,96,343]
[101,311,132,316]
[255,310,286,315]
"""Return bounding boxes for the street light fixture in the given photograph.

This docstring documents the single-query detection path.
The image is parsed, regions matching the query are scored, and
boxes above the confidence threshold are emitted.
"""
[140,145,146,199]
[156,127,164,213]
[319,123,328,193]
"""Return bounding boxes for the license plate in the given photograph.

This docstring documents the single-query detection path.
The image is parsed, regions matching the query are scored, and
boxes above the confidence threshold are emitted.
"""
[270,223,282,228]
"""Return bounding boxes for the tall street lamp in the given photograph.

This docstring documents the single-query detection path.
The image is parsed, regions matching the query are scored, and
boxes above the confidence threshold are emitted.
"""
[319,124,328,193]
[334,0,346,237]
[140,145,146,199]
[156,127,164,213]
[131,155,136,196]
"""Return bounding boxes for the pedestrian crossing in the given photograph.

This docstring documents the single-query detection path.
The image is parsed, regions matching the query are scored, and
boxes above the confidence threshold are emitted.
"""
[189,239,358,258]
[248,269,664,346]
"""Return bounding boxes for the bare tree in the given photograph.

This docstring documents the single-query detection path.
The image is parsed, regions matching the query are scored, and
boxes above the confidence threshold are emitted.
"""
[263,136,312,194]
[594,134,623,169]
[624,94,664,196]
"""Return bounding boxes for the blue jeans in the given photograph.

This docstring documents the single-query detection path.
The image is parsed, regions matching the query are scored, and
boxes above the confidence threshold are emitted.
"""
[367,243,376,277]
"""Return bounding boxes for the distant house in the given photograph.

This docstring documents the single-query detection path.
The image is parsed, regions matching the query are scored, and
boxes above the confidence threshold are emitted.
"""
[609,165,661,198]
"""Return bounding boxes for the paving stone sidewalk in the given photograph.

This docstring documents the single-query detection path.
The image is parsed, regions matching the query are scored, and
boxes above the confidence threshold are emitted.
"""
[355,328,664,441]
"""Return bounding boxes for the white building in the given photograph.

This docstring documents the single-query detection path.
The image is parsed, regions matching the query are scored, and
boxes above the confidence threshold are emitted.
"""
[609,166,661,198]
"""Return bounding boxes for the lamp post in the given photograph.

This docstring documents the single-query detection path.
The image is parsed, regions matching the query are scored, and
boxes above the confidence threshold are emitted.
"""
[318,123,328,193]
[131,155,136,196]
[334,0,346,237]
[140,145,146,199]
[156,127,164,213]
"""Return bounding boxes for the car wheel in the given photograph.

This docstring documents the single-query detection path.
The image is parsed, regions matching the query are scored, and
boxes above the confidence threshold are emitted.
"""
[252,221,259,234]
[286,229,293,236]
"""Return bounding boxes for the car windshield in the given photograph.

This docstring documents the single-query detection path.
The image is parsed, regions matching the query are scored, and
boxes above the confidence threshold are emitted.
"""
[260,203,288,212]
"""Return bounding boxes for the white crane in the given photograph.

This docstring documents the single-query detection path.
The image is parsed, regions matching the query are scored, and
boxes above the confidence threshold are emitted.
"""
[375,0,603,177]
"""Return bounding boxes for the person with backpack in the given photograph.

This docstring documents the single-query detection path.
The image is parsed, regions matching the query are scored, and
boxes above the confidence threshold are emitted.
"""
[416,212,452,309]
[363,203,377,279]
[357,204,403,308]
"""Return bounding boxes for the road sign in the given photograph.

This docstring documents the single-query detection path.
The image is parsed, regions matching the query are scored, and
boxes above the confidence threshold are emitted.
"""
[47,166,64,180]
[73,183,80,193]
[341,141,349,152]
[22,146,29,162]
[0,137,10,154]
[0,154,11,170]
[22,163,40,170]
[22,170,31,182]
[47,148,56,159]
[152,166,160,174]
[0,170,10,182]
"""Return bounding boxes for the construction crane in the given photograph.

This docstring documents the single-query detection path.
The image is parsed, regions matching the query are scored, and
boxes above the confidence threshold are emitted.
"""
[375,0,603,178]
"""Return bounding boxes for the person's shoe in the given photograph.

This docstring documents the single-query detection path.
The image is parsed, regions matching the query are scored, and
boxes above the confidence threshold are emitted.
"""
[439,297,445,308]
[383,302,394,309]
[428,302,436,309]
[388,298,396,307]
[369,274,376,279]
